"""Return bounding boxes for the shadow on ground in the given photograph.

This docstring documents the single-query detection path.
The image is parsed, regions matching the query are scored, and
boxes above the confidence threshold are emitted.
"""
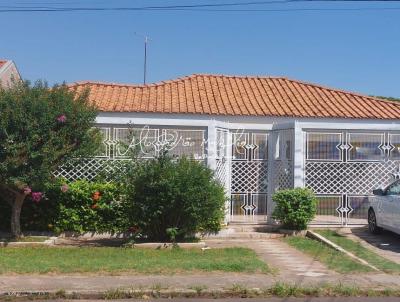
[351,227,400,254]
[55,237,126,247]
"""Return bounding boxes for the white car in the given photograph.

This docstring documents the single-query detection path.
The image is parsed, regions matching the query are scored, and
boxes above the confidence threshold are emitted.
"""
[368,180,400,235]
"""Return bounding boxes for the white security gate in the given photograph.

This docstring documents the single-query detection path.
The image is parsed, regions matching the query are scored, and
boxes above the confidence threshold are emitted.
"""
[305,131,400,225]
[230,131,268,221]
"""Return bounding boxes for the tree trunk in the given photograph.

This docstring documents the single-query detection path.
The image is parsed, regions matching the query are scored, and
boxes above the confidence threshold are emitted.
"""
[10,193,25,239]
[0,184,28,239]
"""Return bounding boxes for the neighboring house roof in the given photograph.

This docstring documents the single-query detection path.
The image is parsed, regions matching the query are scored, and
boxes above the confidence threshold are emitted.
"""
[0,59,21,88]
[69,74,400,120]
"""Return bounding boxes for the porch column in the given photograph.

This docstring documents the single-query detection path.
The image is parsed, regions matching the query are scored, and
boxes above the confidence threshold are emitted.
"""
[267,131,278,223]
[293,122,305,188]
[207,121,217,171]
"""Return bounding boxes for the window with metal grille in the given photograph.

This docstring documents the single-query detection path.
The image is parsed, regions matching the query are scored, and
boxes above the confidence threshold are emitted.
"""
[306,132,342,161]
[389,134,400,160]
[347,133,384,161]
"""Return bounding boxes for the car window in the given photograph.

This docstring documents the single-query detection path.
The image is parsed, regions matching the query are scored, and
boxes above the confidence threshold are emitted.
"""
[386,180,400,195]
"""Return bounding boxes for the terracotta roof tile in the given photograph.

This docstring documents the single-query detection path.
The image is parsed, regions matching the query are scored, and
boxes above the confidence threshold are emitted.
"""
[69,74,400,120]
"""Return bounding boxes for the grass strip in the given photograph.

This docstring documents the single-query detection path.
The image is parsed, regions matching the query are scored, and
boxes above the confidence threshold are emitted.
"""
[315,229,400,274]
[0,246,270,274]
[283,235,372,273]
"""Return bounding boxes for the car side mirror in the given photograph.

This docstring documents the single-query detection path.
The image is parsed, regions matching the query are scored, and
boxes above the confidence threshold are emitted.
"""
[373,188,385,196]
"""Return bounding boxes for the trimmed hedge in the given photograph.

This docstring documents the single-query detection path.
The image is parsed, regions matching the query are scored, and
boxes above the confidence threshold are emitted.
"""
[272,188,317,230]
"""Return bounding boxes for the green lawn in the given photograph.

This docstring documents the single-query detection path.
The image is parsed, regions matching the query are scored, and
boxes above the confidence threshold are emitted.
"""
[0,246,270,274]
[315,230,400,274]
[283,236,372,273]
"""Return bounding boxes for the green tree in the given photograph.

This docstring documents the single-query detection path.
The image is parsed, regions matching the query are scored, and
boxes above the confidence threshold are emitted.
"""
[0,81,98,238]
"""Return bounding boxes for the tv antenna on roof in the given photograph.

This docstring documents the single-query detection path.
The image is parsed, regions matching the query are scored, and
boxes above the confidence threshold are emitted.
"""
[134,32,150,85]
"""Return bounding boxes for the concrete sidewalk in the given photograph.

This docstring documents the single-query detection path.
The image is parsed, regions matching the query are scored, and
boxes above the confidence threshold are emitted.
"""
[2,237,400,296]
[2,272,400,295]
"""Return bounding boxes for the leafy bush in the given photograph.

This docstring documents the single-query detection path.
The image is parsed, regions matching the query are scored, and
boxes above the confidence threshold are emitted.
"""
[125,153,226,241]
[0,81,98,237]
[272,188,317,230]
[0,180,130,234]
[45,180,129,234]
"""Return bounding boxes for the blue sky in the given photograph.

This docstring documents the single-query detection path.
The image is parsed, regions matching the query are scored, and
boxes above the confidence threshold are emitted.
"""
[1,0,399,97]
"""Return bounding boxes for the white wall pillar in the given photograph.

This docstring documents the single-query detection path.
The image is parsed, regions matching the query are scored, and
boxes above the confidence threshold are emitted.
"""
[293,121,305,188]
[207,121,217,171]
[267,131,278,223]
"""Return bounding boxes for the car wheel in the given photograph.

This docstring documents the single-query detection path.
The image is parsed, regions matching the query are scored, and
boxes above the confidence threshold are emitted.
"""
[368,209,381,234]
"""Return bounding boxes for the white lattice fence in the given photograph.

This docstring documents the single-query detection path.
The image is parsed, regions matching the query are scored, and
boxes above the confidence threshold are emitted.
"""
[306,160,400,195]
[53,158,131,182]
[273,160,293,191]
[231,161,268,193]
[215,160,229,187]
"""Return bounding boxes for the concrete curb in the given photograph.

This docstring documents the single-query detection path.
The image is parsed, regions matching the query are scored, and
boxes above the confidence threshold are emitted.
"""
[0,237,56,247]
[306,230,380,272]
[1,284,400,300]
[133,241,206,249]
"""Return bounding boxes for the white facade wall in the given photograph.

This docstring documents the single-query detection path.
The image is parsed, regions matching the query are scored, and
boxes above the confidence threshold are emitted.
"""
[90,112,400,225]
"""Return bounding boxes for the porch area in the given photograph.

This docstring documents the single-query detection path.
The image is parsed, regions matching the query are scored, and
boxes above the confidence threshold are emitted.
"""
[54,118,400,226]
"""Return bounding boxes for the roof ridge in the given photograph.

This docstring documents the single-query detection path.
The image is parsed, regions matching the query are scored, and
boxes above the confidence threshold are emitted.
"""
[283,77,400,107]
[68,74,287,88]
[68,80,142,88]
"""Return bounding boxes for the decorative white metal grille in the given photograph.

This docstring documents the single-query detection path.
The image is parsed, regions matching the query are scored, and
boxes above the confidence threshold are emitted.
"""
[271,129,294,192]
[231,193,267,219]
[54,125,207,181]
[53,158,130,182]
[306,130,400,225]
[215,159,229,186]
[273,160,293,190]
[305,160,400,195]
[231,161,268,193]
[230,131,269,221]
[215,128,230,192]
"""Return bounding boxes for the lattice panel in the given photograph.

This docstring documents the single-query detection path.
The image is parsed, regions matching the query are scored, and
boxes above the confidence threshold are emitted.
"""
[216,159,229,188]
[305,160,400,195]
[273,160,293,190]
[231,161,268,193]
[53,158,131,182]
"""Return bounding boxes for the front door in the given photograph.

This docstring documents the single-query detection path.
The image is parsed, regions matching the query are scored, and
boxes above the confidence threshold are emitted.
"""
[230,131,268,222]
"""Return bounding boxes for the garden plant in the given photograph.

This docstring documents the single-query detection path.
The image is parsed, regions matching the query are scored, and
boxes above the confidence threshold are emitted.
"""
[272,188,317,230]
[0,81,98,238]
[124,152,226,241]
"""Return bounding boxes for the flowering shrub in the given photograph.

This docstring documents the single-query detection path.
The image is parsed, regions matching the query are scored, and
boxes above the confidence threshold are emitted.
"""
[0,81,98,237]
[0,180,130,234]
[45,180,130,234]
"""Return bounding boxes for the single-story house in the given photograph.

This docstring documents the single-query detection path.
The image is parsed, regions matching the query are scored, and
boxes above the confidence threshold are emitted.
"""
[64,74,400,226]
[0,59,21,88]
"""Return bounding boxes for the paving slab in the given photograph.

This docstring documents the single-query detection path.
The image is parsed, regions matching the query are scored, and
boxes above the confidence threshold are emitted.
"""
[205,238,333,278]
[2,272,400,294]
